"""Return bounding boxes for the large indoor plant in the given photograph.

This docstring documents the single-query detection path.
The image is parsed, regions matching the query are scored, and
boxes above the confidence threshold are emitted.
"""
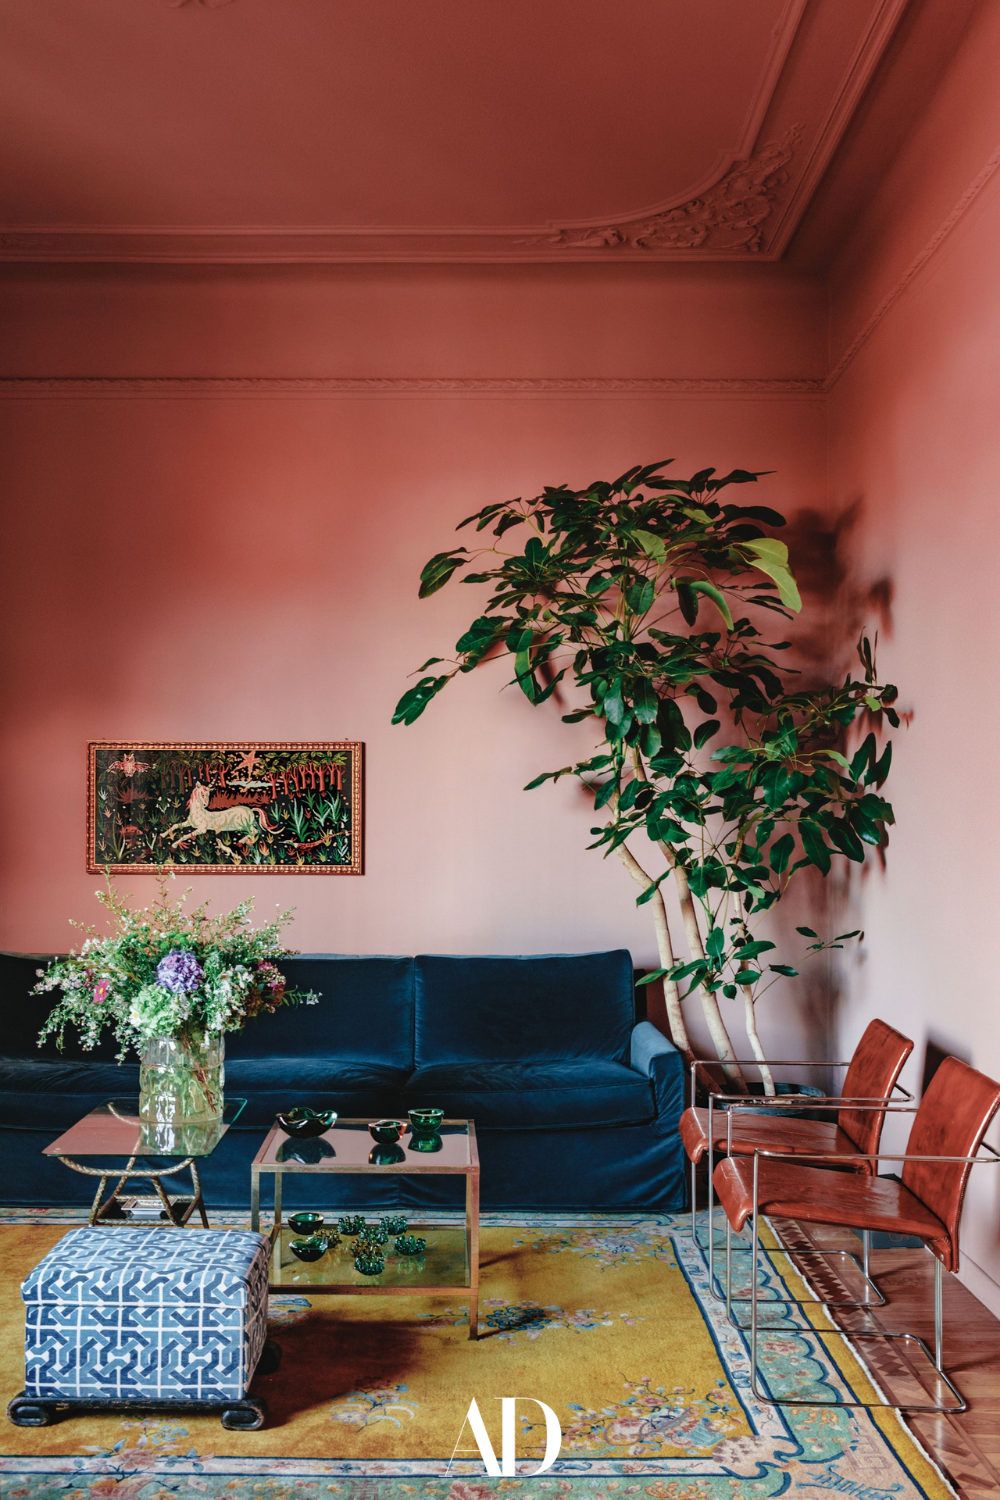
[393,460,899,1091]
[34,880,317,1125]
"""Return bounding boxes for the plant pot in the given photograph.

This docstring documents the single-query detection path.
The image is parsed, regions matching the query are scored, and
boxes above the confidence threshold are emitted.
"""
[714,1080,825,1120]
[139,1032,225,1127]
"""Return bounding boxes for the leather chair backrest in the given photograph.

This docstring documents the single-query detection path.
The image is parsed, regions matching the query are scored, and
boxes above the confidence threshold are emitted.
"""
[902,1056,1000,1271]
[837,1018,914,1155]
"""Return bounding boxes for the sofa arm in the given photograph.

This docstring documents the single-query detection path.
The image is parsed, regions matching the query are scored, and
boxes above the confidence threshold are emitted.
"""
[630,1021,685,1127]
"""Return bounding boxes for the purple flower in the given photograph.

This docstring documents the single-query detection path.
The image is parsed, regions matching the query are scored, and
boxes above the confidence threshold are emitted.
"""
[156,949,203,994]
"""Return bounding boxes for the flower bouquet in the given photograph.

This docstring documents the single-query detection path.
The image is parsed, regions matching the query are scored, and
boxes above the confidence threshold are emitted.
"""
[34,879,317,1126]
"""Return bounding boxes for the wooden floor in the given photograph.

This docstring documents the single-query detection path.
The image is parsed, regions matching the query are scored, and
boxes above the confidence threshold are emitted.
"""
[779,1218,1000,1498]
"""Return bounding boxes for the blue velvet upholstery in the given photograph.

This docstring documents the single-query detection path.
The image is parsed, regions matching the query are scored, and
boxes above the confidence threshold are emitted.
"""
[414,951,634,1064]
[0,949,685,1212]
[407,1060,655,1129]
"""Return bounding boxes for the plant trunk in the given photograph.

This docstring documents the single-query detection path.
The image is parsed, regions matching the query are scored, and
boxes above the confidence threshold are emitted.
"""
[669,862,747,1089]
[731,891,775,1095]
[615,844,691,1057]
[741,990,775,1095]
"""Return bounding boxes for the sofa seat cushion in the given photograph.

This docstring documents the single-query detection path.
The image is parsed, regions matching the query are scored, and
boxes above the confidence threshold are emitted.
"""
[0,1058,140,1127]
[405,1060,655,1130]
[224,1057,407,1126]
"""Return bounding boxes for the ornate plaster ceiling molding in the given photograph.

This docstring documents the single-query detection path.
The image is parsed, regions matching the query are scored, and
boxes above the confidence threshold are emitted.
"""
[520,128,801,254]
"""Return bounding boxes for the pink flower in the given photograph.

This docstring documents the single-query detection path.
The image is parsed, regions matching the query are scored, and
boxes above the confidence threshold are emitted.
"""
[92,980,110,1005]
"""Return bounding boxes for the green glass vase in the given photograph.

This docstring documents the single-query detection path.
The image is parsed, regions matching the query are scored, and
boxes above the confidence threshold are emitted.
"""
[139,1032,225,1128]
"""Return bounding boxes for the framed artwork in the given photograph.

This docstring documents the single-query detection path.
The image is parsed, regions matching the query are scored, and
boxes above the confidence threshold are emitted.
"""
[87,742,363,875]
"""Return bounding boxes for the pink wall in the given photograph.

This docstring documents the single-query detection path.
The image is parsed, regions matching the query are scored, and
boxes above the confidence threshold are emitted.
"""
[0,265,827,1062]
[827,3,1000,1312]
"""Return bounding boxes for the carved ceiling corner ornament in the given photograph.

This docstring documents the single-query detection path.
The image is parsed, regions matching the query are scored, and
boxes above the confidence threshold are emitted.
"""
[527,126,803,254]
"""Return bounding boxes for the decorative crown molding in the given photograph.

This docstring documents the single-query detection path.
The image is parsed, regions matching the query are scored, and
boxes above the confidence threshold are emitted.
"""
[0,375,825,400]
[521,129,802,255]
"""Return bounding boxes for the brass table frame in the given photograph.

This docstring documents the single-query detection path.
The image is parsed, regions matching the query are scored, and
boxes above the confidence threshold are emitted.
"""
[46,1099,246,1227]
[250,1118,480,1338]
[56,1151,210,1227]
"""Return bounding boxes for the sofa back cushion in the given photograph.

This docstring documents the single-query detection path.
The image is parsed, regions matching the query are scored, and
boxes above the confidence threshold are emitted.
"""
[227,956,414,1069]
[414,951,634,1066]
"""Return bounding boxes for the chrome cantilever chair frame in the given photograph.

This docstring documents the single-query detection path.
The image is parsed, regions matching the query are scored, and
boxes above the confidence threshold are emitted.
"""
[737,1140,1000,1413]
[688,1059,912,1313]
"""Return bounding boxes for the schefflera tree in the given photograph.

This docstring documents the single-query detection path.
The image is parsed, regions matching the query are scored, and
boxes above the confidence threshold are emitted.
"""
[393,461,899,1091]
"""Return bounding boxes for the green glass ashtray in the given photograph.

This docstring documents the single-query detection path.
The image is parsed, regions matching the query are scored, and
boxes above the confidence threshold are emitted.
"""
[394,1233,427,1257]
[289,1234,327,1263]
[369,1118,405,1145]
[276,1107,338,1139]
[381,1214,408,1235]
[369,1144,405,1166]
[407,1107,444,1150]
[353,1247,385,1276]
[358,1221,389,1246]
[288,1211,325,1234]
[338,1214,367,1236]
[320,1229,341,1250]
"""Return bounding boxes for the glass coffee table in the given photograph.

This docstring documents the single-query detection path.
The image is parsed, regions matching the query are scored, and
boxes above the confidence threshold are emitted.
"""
[44,1098,246,1227]
[250,1118,480,1338]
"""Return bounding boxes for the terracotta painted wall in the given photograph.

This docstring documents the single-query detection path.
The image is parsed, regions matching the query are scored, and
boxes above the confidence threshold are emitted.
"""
[0,265,829,1062]
[827,3,1000,1312]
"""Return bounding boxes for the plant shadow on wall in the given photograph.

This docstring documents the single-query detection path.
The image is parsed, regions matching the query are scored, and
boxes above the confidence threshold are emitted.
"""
[393,462,901,1092]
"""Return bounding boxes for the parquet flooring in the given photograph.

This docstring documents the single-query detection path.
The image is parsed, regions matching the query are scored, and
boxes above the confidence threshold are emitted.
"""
[781,1217,1000,1498]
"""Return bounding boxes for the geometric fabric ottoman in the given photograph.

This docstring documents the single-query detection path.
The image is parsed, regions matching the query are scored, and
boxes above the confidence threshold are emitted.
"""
[9,1227,276,1430]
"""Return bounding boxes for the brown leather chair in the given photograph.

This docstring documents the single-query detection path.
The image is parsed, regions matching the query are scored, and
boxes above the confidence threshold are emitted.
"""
[681,1019,913,1301]
[713,1055,1000,1412]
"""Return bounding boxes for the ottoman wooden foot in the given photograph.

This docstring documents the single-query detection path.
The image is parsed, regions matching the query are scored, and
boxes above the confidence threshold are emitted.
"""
[7,1394,55,1427]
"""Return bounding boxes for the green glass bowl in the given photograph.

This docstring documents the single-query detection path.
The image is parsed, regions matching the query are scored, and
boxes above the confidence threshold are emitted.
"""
[276,1108,338,1139]
[288,1211,325,1234]
[408,1107,444,1135]
[289,1234,327,1263]
[369,1118,405,1145]
[369,1144,406,1166]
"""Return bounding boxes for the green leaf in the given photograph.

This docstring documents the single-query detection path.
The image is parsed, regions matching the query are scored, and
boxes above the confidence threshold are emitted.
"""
[739,538,802,611]
[391,675,450,725]
[706,925,725,959]
[768,964,799,977]
[796,926,818,938]
[769,832,794,874]
[800,821,831,875]
[828,819,865,861]
[732,940,776,960]
[418,549,468,598]
[689,580,734,629]
[871,742,892,787]
[850,732,875,781]
[636,968,670,987]
[676,579,698,626]
[732,969,761,986]
[455,615,502,666]
[625,577,655,615]
[635,529,667,562]
[693,719,720,750]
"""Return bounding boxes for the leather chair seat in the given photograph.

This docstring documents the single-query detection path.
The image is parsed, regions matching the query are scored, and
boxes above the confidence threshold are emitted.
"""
[680,1106,869,1169]
[713,1155,953,1268]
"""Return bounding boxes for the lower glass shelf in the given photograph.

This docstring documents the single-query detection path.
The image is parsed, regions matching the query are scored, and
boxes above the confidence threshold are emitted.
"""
[268,1223,471,1292]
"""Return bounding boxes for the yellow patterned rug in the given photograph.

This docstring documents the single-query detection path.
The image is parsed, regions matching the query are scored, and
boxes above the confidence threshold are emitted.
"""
[0,1214,956,1498]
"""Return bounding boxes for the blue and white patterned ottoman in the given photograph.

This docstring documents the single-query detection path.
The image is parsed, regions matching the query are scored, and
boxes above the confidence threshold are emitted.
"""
[11,1227,274,1428]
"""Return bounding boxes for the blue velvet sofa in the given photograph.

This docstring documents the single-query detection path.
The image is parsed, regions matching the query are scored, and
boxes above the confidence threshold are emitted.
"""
[0,949,685,1213]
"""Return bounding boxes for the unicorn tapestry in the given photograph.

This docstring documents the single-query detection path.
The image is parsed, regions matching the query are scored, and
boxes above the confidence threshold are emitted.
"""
[87,742,364,874]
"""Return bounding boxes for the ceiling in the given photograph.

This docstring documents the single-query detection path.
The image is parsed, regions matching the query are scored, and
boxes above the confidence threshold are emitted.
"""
[0,0,969,264]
